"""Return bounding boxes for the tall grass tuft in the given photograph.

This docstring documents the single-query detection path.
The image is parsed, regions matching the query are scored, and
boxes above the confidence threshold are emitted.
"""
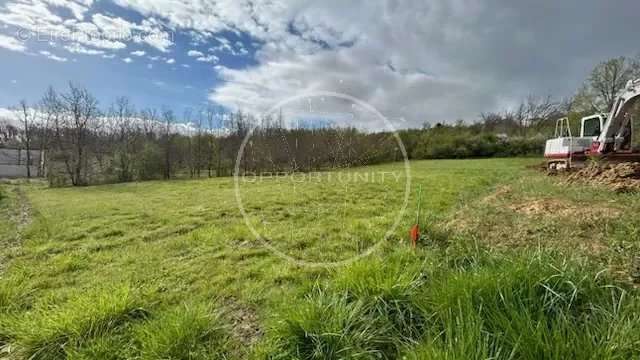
[267,249,640,359]
[412,251,640,359]
[2,285,147,359]
[0,269,33,314]
[266,250,428,359]
[134,303,230,360]
[268,289,399,359]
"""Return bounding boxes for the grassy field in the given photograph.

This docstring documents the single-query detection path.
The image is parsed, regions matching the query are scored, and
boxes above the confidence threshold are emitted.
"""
[1,158,640,359]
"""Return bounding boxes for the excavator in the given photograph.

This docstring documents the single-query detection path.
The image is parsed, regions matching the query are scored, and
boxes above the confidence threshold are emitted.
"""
[545,79,640,170]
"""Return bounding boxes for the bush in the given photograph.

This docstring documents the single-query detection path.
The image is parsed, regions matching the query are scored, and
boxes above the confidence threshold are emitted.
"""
[408,126,544,160]
[136,142,165,181]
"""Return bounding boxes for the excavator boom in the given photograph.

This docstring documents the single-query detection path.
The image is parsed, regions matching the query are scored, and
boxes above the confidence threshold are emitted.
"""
[593,79,640,154]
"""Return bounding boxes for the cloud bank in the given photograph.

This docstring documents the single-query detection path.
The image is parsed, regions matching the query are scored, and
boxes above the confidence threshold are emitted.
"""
[114,0,640,127]
[1,0,639,128]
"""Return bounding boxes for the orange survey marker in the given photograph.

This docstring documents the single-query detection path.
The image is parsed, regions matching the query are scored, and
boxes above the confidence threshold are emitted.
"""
[409,224,420,248]
[409,185,422,249]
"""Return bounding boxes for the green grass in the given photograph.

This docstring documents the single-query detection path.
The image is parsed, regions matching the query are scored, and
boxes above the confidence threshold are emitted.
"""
[1,158,639,359]
[259,247,640,359]
[406,250,640,360]
[133,303,230,360]
[1,284,146,359]
[0,184,19,254]
[425,255,634,358]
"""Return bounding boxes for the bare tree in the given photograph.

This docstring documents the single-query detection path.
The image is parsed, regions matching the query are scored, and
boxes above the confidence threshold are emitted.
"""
[110,96,136,182]
[506,95,562,136]
[141,108,159,137]
[58,83,99,186]
[206,106,217,177]
[182,107,196,178]
[38,87,60,177]
[195,108,204,178]
[574,56,640,113]
[162,109,174,180]
[17,100,36,178]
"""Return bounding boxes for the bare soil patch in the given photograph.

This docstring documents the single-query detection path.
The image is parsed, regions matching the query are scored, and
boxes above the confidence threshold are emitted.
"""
[508,198,620,220]
[565,162,640,193]
[223,296,263,353]
[481,185,512,204]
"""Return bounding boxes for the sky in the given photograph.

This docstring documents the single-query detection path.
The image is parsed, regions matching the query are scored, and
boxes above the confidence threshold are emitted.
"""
[0,0,639,129]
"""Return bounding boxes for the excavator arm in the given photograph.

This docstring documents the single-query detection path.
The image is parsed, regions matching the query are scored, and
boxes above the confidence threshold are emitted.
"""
[593,79,640,154]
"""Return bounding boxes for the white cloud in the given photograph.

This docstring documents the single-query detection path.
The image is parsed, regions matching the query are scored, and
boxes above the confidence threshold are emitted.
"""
[196,54,218,63]
[0,33,26,52]
[0,0,171,57]
[64,43,104,55]
[209,36,248,56]
[136,18,174,52]
[0,106,201,135]
[140,31,173,52]
[187,49,204,57]
[122,57,133,63]
[91,13,134,38]
[89,13,172,51]
[0,1,127,51]
[131,50,146,56]
[166,58,175,64]
[42,0,92,20]
[39,50,68,62]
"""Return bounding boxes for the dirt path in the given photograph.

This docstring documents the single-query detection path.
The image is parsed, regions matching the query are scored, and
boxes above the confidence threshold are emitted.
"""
[12,187,32,232]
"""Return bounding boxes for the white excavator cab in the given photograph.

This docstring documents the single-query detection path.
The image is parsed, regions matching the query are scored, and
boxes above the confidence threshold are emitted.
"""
[545,117,595,170]
[580,115,605,138]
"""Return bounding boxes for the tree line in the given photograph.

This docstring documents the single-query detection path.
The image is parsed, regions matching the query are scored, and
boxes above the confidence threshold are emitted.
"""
[401,56,640,160]
[0,55,639,186]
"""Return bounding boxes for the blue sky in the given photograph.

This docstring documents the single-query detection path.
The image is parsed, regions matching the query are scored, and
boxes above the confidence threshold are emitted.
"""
[0,0,261,116]
[1,0,639,128]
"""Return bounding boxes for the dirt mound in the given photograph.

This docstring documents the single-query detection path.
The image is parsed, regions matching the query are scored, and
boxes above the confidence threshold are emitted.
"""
[508,198,620,220]
[566,162,640,193]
